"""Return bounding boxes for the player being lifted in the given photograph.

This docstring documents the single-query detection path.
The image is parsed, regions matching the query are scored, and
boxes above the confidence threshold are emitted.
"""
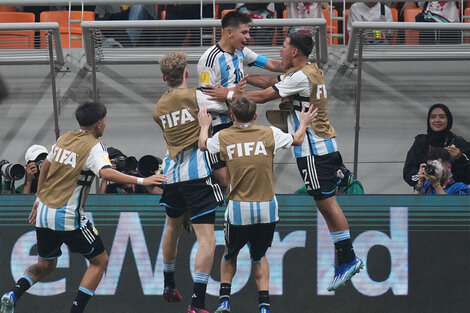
[205,33,364,291]
[197,10,286,188]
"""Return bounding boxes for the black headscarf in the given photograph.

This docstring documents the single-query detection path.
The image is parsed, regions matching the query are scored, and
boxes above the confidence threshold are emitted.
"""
[426,103,453,147]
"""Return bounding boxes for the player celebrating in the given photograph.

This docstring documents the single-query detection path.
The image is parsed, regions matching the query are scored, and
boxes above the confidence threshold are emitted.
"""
[205,33,364,291]
[198,97,317,313]
[0,102,166,313]
[154,52,235,313]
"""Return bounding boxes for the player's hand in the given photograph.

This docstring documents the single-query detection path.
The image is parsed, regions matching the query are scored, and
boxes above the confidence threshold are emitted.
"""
[29,201,38,225]
[143,174,167,186]
[299,105,318,126]
[233,76,247,97]
[198,107,213,128]
[445,145,462,160]
[203,84,229,101]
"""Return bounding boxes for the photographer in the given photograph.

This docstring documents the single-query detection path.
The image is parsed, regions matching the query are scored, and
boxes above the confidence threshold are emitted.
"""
[414,148,470,195]
[99,147,162,194]
[17,145,49,194]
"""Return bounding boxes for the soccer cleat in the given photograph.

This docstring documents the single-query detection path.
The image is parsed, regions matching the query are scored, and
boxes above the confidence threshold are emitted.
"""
[163,286,182,303]
[1,292,17,313]
[214,299,231,313]
[327,257,364,291]
[187,305,209,313]
[259,307,271,313]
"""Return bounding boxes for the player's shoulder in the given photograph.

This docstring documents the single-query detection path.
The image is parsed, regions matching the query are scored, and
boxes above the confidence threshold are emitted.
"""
[199,44,224,68]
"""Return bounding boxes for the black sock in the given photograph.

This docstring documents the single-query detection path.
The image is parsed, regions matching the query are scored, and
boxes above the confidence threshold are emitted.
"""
[70,289,93,313]
[164,271,175,289]
[258,290,270,309]
[334,238,356,265]
[191,282,207,309]
[13,277,32,300]
[219,283,231,303]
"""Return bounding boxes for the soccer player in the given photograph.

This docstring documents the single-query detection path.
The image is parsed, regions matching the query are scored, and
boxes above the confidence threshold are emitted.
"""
[205,33,364,291]
[154,52,232,313]
[0,102,167,313]
[198,97,317,313]
[197,10,286,188]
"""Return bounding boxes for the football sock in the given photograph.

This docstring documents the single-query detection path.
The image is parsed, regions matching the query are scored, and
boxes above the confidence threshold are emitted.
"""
[331,229,355,265]
[163,260,176,288]
[12,274,33,300]
[191,272,209,309]
[258,290,270,310]
[219,283,231,303]
[70,286,93,313]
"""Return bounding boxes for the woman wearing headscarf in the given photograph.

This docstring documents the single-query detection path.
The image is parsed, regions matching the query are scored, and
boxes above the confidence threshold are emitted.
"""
[403,103,470,187]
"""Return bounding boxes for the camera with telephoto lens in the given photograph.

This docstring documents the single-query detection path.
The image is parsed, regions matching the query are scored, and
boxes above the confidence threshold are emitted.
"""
[137,155,163,177]
[0,160,26,181]
[113,156,138,173]
[424,159,443,177]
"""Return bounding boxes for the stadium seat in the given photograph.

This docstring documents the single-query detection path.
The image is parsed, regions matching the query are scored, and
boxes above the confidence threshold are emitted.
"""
[404,8,422,44]
[323,9,339,45]
[0,12,35,49]
[0,6,17,12]
[40,10,95,48]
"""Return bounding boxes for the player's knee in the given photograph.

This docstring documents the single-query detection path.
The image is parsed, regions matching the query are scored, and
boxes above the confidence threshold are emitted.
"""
[90,251,109,269]
[38,258,57,273]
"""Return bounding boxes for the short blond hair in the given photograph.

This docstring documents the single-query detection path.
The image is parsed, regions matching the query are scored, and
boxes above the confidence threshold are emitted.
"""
[159,52,187,87]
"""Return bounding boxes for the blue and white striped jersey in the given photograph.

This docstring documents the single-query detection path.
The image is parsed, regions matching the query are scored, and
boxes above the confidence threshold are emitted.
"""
[162,146,212,184]
[198,44,268,127]
[225,198,279,225]
[36,142,111,231]
[274,69,339,158]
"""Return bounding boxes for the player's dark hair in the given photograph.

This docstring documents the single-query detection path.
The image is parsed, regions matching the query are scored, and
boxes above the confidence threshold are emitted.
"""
[288,33,314,57]
[75,102,107,127]
[231,97,256,123]
[426,147,451,163]
[221,10,252,29]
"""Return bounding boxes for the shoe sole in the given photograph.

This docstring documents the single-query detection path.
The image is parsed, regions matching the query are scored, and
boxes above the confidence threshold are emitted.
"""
[1,296,14,313]
[332,259,365,291]
[214,308,230,313]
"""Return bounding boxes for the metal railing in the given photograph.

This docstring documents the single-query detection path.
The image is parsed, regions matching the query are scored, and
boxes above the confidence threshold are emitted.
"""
[346,21,470,178]
[82,18,328,101]
[0,22,64,139]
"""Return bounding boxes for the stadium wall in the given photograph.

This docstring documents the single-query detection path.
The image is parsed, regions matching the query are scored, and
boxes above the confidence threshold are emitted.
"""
[1,194,469,313]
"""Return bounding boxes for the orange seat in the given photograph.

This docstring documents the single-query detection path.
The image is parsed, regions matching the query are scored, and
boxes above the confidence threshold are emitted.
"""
[0,6,17,12]
[40,10,95,48]
[404,8,422,44]
[0,12,35,49]
[221,9,235,19]
[323,9,339,45]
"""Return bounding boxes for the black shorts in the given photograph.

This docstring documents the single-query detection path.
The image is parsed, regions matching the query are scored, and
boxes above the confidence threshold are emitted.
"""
[160,177,224,224]
[208,122,234,170]
[224,222,276,263]
[36,222,105,260]
[296,151,342,200]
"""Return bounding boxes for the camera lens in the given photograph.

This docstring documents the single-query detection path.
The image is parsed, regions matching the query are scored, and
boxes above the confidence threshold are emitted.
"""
[424,164,436,175]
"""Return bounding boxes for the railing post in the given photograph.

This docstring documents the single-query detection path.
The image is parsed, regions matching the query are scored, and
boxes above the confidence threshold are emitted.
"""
[47,30,60,140]
[353,30,364,179]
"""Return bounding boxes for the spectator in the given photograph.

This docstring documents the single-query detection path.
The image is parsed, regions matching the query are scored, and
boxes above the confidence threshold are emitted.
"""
[16,145,48,194]
[95,4,157,47]
[164,4,218,46]
[413,147,470,195]
[236,3,276,45]
[403,103,470,187]
[412,1,460,44]
[347,2,393,43]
